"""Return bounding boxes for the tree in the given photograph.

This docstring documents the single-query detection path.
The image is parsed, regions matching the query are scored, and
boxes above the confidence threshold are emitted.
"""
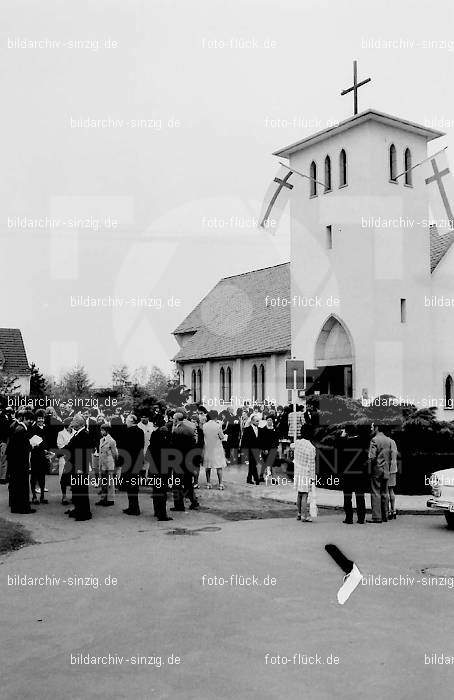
[111,364,130,389]
[29,362,46,398]
[146,366,168,400]
[61,364,93,397]
[164,376,191,407]
[130,365,150,387]
[0,373,20,408]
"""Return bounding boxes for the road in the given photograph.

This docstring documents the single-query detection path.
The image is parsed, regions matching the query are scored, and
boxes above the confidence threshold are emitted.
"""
[1,477,454,699]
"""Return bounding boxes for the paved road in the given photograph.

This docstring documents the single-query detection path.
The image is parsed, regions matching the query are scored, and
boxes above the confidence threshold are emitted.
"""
[1,479,454,700]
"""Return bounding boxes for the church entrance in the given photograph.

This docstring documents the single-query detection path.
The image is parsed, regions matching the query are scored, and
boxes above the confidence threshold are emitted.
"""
[313,316,354,397]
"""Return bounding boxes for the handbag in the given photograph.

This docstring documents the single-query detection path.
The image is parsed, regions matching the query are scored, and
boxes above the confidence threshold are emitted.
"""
[309,482,318,518]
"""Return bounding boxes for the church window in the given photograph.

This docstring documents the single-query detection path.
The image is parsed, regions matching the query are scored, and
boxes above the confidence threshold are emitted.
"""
[404,148,412,186]
[339,149,347,187]
[220,367,225,401]
[191,370,196,401]
[309,161,317,196]
[326,225,333,249]
[259,364,265,401]
[226,367,232,402]
[400,298,406,323]
[324,156,332,192]
[252,364,258,402]
[389,144,397,182]
[445,375,453,409]
[196,369,202,403]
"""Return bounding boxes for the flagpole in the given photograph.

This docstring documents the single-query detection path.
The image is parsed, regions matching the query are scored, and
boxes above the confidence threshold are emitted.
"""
[394,146,448,181]
[278,161,327,189]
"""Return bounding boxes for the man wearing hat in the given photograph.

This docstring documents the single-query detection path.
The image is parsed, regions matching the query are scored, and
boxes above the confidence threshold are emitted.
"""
[7,410,36,514]
[0,406,13,483]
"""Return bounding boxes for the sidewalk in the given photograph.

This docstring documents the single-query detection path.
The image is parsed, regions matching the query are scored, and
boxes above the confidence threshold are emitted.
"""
[222,464,433,515]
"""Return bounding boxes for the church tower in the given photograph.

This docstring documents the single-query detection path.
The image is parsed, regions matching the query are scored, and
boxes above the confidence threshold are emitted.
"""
[274,104,444,402]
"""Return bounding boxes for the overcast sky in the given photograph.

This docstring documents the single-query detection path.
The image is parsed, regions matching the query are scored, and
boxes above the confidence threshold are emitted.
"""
[2,0,454,385]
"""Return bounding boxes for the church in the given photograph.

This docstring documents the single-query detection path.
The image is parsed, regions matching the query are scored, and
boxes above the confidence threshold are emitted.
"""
[173,68,454,419]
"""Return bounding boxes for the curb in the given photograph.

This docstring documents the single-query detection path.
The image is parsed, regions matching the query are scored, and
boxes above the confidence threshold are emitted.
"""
[259,494,439,516]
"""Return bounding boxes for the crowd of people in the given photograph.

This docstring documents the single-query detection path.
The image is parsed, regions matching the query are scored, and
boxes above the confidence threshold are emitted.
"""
[0,399,398,525]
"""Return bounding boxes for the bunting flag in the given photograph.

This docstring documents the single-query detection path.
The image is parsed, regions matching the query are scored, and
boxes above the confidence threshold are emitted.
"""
[422,149,454,235]
[258,165,295,231]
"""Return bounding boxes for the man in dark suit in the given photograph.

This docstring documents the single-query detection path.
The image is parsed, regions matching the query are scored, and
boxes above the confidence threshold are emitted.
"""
[337,423,370,525]
[170,410,199,511]
[241,414,262,485]
[148,421,173,521]
[7,410,36,514]
[122,414,144,516]
[65,414,93,521]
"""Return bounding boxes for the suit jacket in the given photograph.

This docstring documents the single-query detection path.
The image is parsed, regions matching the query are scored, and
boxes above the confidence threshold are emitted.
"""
[171,421,196,473]
[122,425,144,475]
[369,433,393,478]
[241,425,262,467]
[65,427,93,477]
[6,422,30,473]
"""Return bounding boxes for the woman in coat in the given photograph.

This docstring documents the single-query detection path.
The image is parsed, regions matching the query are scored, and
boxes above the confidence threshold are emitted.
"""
[202,410,226,489]
[96,424,118,506]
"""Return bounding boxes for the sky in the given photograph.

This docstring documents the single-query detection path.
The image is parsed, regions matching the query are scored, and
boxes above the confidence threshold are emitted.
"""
[2,0,454,385]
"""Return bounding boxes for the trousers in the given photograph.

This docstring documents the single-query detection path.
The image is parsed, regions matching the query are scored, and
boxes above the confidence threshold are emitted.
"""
[370,473,389,521]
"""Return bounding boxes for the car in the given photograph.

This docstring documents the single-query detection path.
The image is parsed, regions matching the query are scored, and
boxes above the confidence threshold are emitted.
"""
[426,468,454,528]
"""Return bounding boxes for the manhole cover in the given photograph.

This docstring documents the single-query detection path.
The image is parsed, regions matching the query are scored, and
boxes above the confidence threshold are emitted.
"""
[194,526,222,532]
[421,566,454,577]
[166,528,199,536]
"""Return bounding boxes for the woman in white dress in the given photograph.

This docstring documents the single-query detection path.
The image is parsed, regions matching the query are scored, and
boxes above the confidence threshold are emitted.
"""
[202,410,226,489]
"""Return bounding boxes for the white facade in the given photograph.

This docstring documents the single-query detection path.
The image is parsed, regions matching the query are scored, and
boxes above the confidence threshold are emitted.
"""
[177,353,290,409]
[277,110,454,417]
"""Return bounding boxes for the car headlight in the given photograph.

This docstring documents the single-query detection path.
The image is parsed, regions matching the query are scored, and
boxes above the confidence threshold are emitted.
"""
[430,475,442,498]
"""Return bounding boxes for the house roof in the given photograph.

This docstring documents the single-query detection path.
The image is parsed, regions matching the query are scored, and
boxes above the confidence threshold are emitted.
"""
[173,263,291,362]
[0,329,30,375]
[430,224,454,272]
[273,109,445,158]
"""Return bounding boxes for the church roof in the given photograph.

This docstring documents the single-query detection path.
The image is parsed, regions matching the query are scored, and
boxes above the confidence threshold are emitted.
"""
[173,263,291,362]
[274,109,445,158]
[0,328,30,375]
[430,225,454,272]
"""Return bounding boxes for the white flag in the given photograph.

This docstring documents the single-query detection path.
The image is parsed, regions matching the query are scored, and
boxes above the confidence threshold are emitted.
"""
[258,165,295,231]
[422,149,454,235]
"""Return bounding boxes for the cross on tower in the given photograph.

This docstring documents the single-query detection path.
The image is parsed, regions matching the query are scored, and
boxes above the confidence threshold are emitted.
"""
[341,60,371,115]
[425,158,454,229]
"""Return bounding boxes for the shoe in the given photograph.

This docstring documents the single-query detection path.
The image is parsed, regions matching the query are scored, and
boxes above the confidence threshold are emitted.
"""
[194,483,199,489]
[189,502,199,510]
[61,498,69,505]
[0,479,7,484]
[74,514,92,521]
[296,514,301,521]
[366,519,382,523]
[12,508,36,514]
[157,516,173,521]
[103,501,115,507]
[68,511,76,518]
[31,497,39,505]
[39,499,48,504]
[357,520,365,524]
[382,518,388,522]
[205,484,212,489]
[123,508,140,516]
[219,484,224,490]
[343,519,353,524]
[95,500,106,506]
[302,517,313,522]
[170,507,185,512]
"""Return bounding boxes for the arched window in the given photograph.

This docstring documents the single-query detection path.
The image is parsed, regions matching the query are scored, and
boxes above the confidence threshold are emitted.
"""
[445,375,453,409]
[191,370,196,401]
[251,364,258,402]
[219,367,225,401]
[324,155,331,192]
[226,367,232,402]
[404,148,412,186]
[196,369,202,403]
[259,364,265,402]
[389,144,397,182]
[309,161,317,196]
[339,149,347,187]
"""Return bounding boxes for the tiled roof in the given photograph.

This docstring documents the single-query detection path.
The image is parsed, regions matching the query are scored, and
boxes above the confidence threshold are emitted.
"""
[0,329,30,375]
[173,263,291,362]
[430,224,454,272]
